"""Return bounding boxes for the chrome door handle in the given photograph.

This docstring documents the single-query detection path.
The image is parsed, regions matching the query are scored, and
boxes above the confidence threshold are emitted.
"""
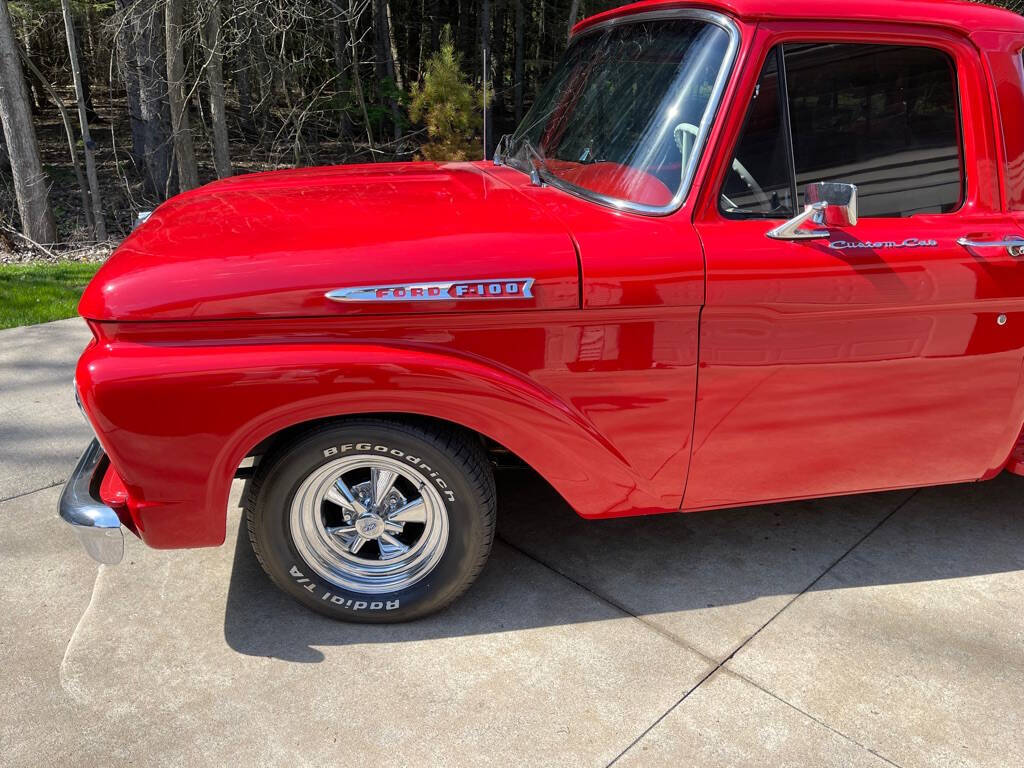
[957,236,1024,256]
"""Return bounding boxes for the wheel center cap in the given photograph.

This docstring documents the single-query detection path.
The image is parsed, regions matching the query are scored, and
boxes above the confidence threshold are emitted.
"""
[354,514,385,539]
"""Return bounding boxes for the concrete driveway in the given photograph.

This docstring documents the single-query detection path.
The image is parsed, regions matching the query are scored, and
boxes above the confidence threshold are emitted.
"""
[2,318,1023,767]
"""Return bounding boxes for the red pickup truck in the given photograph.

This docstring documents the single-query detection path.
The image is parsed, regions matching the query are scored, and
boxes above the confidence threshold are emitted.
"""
[62,0,1024,622]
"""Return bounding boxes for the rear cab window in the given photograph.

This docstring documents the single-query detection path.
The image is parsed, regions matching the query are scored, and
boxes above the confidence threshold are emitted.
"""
[721,42,964,219]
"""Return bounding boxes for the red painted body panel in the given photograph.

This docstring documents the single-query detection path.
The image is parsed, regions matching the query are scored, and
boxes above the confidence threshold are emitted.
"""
[79,310,698,547]
[542,160,674,207]
[78,162,579,321]
[75,0,1024,551]
[482,166,707,310]
[977,30,1024,211]
[573,0,1024,38]
[687,20,1024,508]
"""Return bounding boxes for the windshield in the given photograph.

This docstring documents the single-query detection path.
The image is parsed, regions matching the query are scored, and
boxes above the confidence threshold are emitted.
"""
[507,15,735,212]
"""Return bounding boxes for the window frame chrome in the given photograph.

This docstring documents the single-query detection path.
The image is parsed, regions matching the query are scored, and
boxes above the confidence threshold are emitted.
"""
[511,8,741,217]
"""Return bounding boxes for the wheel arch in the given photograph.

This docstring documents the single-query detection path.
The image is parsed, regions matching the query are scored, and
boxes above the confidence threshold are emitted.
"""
[205,365,651,540]
[82,338,673,550]
[241,412,515,473]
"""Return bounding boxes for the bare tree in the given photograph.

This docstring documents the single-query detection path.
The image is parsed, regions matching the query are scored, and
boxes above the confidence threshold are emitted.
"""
[349,0,376,152]
[116,0,175,200]
[201,0,231,178]
[6,0,628,244]
[481,0,491,157]
[373,0,402,140]
[61,0,106,240]
[18,52,93,236]
[566,0,578,43]
[330,1,354,140]
[514,0,524,123]
[20,24,48,114]
[0,0,55,243]
[165,0,199,190]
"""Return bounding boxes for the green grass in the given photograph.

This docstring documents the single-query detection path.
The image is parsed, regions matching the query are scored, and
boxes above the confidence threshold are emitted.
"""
[0,262,102,329]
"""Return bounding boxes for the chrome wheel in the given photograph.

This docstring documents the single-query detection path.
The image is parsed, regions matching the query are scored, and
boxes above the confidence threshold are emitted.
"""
[289,455,449,594]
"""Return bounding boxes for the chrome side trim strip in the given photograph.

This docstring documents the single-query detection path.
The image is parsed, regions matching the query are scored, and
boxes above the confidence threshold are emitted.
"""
[58,439,124,565]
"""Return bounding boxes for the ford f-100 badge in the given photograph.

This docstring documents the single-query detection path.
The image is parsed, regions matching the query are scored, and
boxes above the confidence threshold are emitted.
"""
[326,278,535,302]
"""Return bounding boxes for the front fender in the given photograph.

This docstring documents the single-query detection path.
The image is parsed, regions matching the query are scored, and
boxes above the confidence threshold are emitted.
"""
[78,335,693,549]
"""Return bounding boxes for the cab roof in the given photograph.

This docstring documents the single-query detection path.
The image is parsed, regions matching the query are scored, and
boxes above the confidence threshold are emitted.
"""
[572,0,1024,37]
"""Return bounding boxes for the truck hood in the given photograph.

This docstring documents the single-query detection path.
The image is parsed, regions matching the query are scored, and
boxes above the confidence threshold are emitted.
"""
[80,162,579,321]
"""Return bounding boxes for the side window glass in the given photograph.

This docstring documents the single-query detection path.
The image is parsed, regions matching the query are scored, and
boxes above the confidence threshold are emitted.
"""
[785,43,963,217]
[720,48,795,217]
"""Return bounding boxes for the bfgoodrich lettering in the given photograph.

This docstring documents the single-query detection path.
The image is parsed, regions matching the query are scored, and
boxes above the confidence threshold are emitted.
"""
[322,443,456,502]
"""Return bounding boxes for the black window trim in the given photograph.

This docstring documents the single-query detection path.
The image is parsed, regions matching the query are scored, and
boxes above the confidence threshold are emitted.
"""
[719,45,796,221]
[778,45,799,213]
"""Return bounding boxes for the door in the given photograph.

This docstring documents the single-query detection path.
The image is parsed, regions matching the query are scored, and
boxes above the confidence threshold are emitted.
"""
[687,30,1024,510]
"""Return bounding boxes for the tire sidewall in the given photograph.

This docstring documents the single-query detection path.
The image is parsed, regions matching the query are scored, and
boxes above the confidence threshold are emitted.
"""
[253,423,488,622]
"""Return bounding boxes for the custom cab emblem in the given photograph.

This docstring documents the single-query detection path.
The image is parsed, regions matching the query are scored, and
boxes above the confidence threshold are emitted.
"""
[326,278,535,303]
[829,238,938,250]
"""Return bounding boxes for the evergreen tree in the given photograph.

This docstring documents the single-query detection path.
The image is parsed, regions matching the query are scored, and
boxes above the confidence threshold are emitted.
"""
[409,25,488,161]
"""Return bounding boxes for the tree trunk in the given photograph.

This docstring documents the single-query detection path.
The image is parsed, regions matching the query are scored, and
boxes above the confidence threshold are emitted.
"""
[19,51,93,235]
[374,0,402,141]
[236,56,253,133]
[386,1,403,91]
[202,0,231,178]
[0,0,56,243]
[165,0,199,191]
[535,0,543,77]
[116,0,175,201]
[416,0,427,75]
[250,32,273,145]
[481,0,491,157]
[427,0,439,54]
[71,13,100,124]
[21,27,47,113]
[491,0,506,137]
[331,0,352,139]
[349,0,376,154]
[60,0,106,240]
[117,21,144,175]
[514,0,524,123]
[234,12,254,136]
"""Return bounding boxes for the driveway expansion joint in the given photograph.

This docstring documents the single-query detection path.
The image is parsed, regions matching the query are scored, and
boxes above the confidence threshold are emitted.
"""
[723,667,905,768]
[495,533,718,665]
[603,489,920,767]
[1,479,65,505]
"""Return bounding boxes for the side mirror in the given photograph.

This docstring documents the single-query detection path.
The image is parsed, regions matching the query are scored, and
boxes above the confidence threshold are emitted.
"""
[807,182,858,227]
[767,182,859,241]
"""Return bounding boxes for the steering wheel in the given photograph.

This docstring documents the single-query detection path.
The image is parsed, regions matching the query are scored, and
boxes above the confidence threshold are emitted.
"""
[673,123,769,210]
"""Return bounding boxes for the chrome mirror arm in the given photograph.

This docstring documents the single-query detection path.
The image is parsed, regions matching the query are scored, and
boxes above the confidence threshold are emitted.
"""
[766,182,859,241]
[766,202,830,241]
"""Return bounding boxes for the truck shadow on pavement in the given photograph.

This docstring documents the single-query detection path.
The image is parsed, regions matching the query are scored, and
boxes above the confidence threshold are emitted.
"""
[223,468,1024,662]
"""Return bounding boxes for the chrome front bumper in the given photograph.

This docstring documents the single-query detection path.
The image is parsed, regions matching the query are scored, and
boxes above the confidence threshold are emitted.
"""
[58,439,124,565]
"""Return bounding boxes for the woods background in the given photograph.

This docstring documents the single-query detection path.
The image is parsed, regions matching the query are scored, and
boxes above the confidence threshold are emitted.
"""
[0,0,1021,254]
